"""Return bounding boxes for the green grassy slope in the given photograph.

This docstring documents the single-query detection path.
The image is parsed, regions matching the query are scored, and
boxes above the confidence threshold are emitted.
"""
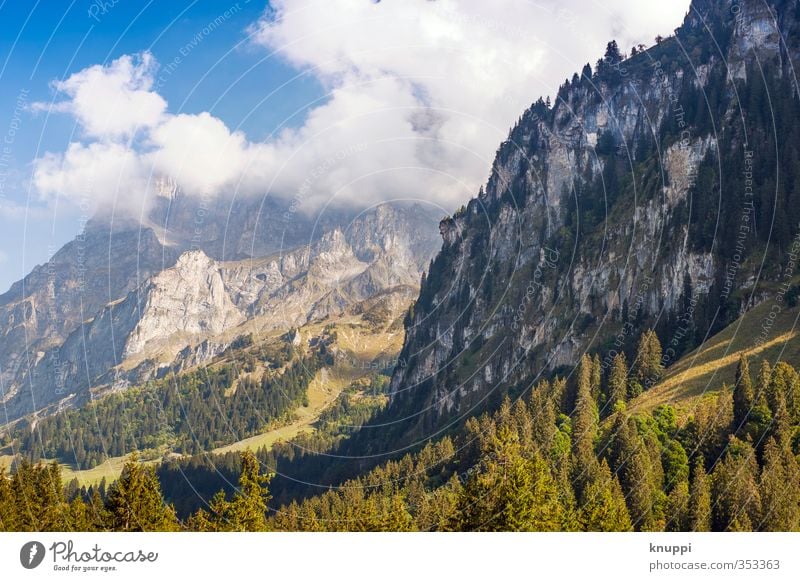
[629,299,800,416]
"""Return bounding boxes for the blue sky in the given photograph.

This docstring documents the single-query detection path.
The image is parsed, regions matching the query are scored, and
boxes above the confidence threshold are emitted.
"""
[0,0,322,292]
[0,0,690,294]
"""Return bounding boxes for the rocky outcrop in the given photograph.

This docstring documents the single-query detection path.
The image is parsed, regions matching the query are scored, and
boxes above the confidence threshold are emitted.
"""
[124,250,245,358]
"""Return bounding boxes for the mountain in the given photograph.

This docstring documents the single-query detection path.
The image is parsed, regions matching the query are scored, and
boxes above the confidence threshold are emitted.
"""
[0,225,177,416]
[6,0,800,534]
[376,0,800,446]
[0,199,441,422]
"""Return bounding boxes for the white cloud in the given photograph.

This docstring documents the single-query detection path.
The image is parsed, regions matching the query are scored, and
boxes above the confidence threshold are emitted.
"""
[244,0,690,207]
[37,52,166,140]
[147,112,252,196]
[31,0,690,215]
[33,141,150,215]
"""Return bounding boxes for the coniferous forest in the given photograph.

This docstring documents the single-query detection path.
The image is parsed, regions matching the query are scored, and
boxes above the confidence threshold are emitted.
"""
[15,350,331,467]
[3,328,800,532]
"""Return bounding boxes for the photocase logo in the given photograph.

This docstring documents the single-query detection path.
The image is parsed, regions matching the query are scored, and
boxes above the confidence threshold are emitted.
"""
[20,541,46,569]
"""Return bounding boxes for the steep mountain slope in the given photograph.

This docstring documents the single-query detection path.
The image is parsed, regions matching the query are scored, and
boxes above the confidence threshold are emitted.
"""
[0,202,440,421]
[380,0,800,446]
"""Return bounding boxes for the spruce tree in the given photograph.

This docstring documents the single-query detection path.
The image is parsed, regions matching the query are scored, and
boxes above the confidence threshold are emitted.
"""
[756,360,772,403]
[67,496,94,532]
[104,454,178,531]
[688,456,711,531]
[590,354,603,405]
[711,438,762,531]
[577,460,632,531]
[191,452,272,531]
[0,467,15,531]
[623,444,663,531]
[604,411,634,476]
[228,451,272,531]
[632,330,664,393]
[733,354,754,429]
[759,437,800,531]
[665,480,690,532]
[36,462,71,531]
[606,353,629,414]
[455,427,564,531]
[572,354,599,468]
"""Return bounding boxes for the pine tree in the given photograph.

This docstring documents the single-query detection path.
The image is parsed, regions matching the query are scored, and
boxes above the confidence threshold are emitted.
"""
[191,452,272,531]
[228,451,272,531]
[757,359,772,403]
[759,437,800,531]
[688,456,711,531]
[36,462,71,531]
[455,427,564,531]
[572,354,599,468]
[604,40,622,64]
[733,354,754,429]
[87,487,109,530]
[530,383,557,453]
[0,467,15,531]
[711,438,762,531]
[417,474,462,531]
[187,491,226,532]
[623,443,663,531]
[606,353,629,414]
[590,354,603,405]
[767,362,798,416]
[67,496,94,532]
[665,480,690,532]
[577,460,632,531]
[632,330,664,393]
[104,454,178,531]
[604,411,634,477]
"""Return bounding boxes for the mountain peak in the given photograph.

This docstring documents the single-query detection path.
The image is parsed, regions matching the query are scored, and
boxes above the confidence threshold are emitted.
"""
[174,248,214,270]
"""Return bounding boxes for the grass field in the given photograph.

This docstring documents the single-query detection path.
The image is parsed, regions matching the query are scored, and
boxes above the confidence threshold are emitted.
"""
[60,456,162,487]
[0,453,14,472]
[0,451,161,487]
[629,299,800,416]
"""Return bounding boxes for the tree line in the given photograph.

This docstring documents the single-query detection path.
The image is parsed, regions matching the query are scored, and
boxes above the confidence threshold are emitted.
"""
[269,348,800,531]
[0,451,272,532]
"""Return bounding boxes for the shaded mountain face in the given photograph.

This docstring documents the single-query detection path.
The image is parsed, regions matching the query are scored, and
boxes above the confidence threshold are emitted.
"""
[383,0,800,445]
[0,198,441,421]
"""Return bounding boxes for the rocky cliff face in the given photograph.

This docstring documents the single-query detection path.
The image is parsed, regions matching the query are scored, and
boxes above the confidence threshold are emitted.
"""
[0,202,440,421]
[385,0,800,442]
[0,226,178,411]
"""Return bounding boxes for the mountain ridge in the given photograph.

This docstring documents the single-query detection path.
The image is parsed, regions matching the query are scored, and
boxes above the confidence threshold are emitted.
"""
[0,200,441,422]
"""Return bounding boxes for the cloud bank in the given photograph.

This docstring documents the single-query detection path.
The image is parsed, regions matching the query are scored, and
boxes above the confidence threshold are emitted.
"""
[32,0,690,216]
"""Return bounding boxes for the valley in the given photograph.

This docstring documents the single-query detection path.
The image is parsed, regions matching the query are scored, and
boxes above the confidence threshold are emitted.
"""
[3,0,800,535]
